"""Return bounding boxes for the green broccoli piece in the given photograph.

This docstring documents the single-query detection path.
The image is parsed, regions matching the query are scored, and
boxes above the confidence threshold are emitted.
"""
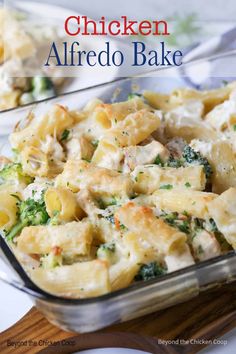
[97,242,116,264]
[40,252,62,269]
[182,145,212,179]
[6,194,49,241]
[0,163,33,185]
[135,262,166,281]
[32,76,54,93]
[31,77,56,101]
[154,154,184,168]
[167,155,184,168]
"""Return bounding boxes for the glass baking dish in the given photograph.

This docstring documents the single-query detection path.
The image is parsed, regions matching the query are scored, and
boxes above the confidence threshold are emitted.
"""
[0,52,236,333]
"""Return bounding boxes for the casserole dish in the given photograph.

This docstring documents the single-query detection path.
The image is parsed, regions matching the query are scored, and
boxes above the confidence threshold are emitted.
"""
[0,52,236,333]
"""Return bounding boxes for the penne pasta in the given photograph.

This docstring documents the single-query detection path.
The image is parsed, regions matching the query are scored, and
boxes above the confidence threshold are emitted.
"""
[0,192,19,232]
[190,139,236,193]
[208,188,236,249]
[131,165,206,194]
[10,105,74,151]
[152,189,217,219]
[17,220,93,257]
[104,109,161,147]
[45,187,84,222]
[56,159,133,199]
[115,202,187,255]
[30,260,111,298]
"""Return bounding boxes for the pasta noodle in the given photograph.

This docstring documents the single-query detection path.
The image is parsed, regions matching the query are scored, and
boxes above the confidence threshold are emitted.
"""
[208,188,236,249]
[0,191,19,232]
[56,159,133,200]
[152,189,217,219]
[132,165,206,194]
[17,220,93,256]
[115,202,187,255]
[30,260,111,298]
[45,187,84,222]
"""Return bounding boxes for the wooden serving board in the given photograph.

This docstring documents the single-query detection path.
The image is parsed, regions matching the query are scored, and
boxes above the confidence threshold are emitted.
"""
[0,281,235,354]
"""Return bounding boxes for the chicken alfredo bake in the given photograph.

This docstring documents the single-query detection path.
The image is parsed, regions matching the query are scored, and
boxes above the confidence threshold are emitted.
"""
[0,81,236,298]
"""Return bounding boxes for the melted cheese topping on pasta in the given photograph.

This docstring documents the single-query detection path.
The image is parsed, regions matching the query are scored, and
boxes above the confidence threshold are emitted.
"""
[1,83,236,298]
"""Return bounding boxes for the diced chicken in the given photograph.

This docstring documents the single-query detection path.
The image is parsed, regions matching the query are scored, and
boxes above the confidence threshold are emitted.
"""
[191,230,221,261]
[165,243,195,272]
[123,140,169,172]
[66,135,95,161]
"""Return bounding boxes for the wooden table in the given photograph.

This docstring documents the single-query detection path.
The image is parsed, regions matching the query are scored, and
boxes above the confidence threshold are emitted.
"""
[0,282,235,354]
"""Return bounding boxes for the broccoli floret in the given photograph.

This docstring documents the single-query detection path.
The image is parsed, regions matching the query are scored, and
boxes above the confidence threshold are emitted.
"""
[97,242,116,264]
[32,76,54,93]
[6,194,49,241]
[135,262,166,281]
[153,145,211,176]
[31,77,56,101]
[167,155,184,168]
[0,163,33,185]
[40,251,62,269]
[182,145,212,179]
[154,154,184,168]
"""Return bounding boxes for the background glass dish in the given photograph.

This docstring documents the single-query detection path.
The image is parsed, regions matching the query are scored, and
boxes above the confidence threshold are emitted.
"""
[0,52,236,333]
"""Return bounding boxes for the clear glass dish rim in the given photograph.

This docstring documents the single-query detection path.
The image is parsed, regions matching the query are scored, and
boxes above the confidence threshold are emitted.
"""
[7,251,236,305]
[1,49,236,115]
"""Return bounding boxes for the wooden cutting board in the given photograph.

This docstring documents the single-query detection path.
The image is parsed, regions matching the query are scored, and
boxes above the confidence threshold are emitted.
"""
[0,281,235,354]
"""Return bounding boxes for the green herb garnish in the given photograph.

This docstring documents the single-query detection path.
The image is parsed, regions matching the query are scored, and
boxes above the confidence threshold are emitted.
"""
[135,262,166,281]
[159,184,173,190]
[61,129,70,142]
